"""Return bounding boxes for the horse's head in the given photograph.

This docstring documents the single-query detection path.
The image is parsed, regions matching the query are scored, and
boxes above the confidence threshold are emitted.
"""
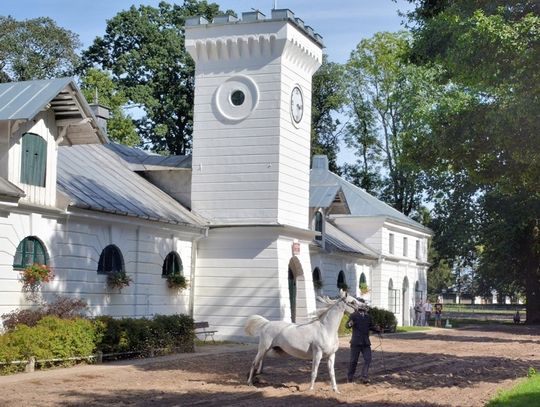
[338,289,362,313]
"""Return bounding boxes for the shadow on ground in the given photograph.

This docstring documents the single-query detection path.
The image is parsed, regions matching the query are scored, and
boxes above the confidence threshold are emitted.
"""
[55,389,445,407]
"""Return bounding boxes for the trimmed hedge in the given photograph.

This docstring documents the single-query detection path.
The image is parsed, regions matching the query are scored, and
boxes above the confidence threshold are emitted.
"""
[0,313,196,374]
[369,307,398,333]
[0,316,100,374]
[94,314,195,357]
[339,307,398,336]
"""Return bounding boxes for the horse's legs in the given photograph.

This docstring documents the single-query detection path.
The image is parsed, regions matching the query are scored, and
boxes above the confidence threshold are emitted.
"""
[247,340,271,385]
[256,357,264,374]
[309,348,323,391]
[327,352,339,393]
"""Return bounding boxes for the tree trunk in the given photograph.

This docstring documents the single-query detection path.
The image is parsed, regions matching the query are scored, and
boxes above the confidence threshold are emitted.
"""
[524,252,540,324]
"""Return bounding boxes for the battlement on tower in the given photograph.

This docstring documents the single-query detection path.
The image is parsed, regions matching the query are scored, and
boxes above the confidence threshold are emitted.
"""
[185,9,323,74]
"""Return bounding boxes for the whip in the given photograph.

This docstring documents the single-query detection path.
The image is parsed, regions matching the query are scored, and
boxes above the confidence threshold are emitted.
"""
[372,332,387,374]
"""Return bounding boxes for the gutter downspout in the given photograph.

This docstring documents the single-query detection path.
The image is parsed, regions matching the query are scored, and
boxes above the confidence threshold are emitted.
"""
[188,227,208,318]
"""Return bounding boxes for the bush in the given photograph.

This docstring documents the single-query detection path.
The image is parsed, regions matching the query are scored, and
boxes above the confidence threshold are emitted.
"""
[2,296,88,332]
[0,316,100,374]
[338,307,398,336]
[94,314,195,358]
[369,307,397,333]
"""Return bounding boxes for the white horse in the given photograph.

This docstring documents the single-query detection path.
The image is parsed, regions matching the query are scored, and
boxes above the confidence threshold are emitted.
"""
[244,290,360,393]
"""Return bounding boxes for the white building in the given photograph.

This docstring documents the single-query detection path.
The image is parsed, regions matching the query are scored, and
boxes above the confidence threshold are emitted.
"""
[0,9,430,339]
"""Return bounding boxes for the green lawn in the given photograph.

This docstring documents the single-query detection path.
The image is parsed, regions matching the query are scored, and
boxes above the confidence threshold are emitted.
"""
[396,326,431,333]
[486,370,540,407]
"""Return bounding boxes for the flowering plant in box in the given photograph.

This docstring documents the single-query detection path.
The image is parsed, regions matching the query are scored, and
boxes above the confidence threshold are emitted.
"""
[166,273,188,290]
[107,270,133,290]
[20,263,54,291]
[359,282,370,294]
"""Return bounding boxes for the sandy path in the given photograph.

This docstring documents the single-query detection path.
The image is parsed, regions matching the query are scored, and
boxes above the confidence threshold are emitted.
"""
[1,324,539,406]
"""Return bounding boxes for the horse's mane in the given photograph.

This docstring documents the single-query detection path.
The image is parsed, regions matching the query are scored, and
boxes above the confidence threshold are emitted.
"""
[313,296,339,320]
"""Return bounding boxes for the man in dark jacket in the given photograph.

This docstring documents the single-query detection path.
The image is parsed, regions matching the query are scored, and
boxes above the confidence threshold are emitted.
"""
[347,305,380,384]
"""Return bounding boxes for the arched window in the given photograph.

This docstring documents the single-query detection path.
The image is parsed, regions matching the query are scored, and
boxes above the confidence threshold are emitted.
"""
[315,211,323,241]
[97,245,124,274]
[13,236,48,269]
[359,273,366,285]
[415,281,423,302]
[21,133,47,187]
[337,270,347,290]
[388,279,400,314]
[359,272,368,293]
[162,252,183,277]
[312,267,322,291]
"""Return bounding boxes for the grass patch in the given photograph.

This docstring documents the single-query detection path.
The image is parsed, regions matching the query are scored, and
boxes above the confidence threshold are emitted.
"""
[486,369,540,407]
[396,326,431,333]
[443,305,524,315]
[446,318,513,328]
[194,339,233,347]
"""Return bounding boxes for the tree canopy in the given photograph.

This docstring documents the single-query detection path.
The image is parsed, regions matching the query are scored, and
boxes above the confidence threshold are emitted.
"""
[343,31,440,215]
[311,55,347,173]
[81,0,231,155]
[79,68,140,146]
[407,0,540,322]
[0,16,81,82]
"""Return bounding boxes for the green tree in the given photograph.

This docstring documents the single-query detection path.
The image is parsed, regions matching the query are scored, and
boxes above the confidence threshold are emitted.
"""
[79,69,140,146]
[0,16,81,82]
[343,31,440,215]
[81,1,230,155]
[311,55,347,173]
[408,0,540,322]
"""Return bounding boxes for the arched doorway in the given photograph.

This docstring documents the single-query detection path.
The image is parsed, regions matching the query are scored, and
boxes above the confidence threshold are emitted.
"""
[312,267,322,295]
[402,277,410,326]
[337,270,347,291]
[288,257,303,323]
[288,267,297,322]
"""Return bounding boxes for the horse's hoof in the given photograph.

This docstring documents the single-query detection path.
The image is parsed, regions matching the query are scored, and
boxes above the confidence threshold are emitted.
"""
[334,389,341,394]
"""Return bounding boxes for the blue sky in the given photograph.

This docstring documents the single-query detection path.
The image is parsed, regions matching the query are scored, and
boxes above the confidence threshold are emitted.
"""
[2,0,412,63]
[3,0,413,164]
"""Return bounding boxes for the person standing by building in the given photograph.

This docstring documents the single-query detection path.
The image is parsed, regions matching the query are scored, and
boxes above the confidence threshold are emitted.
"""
[423,299,433,326]
[434,301,443,327]
[414,300,422,326]
[347,305,380,384]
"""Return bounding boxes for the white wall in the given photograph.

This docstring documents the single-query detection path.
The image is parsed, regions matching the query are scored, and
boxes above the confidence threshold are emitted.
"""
[0,208,200,323]
[193,226,315,340]
[8,111,59,207]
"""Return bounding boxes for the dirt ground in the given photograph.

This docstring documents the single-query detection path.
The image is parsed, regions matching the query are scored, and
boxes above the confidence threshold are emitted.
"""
[1,324,539,406]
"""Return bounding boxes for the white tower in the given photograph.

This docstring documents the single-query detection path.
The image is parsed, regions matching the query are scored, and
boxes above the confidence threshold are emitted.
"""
[186,10,323,339]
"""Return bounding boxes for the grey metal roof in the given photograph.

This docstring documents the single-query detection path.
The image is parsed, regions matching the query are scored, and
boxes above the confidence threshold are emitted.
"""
[323,222,378,257]
[57,144,206,227]
[310,155,427,231]
[105,143,192,171]
[310,184,342,208]
[0,177,25,198]
[0,78,107,144]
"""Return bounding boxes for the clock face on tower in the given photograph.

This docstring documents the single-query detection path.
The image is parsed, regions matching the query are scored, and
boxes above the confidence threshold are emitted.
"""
[290,86,303,125]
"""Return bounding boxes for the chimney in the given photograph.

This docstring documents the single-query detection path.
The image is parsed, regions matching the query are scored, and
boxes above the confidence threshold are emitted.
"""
[90,104,110,134]
[312,155,329,171]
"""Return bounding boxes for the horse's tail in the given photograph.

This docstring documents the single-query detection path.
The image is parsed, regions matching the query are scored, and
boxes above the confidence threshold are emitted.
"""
[244,315,269,337]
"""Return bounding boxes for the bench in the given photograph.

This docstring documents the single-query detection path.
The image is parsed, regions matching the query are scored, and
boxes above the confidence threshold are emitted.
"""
[194,321,217,342]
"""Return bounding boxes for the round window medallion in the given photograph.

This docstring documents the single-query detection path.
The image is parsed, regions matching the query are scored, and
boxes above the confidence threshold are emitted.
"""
[213,75,259,122]
[230,90,245,106]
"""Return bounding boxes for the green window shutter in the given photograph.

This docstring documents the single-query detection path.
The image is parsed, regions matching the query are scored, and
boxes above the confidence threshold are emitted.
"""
[21,133,47,187]
[13,237,48,269]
